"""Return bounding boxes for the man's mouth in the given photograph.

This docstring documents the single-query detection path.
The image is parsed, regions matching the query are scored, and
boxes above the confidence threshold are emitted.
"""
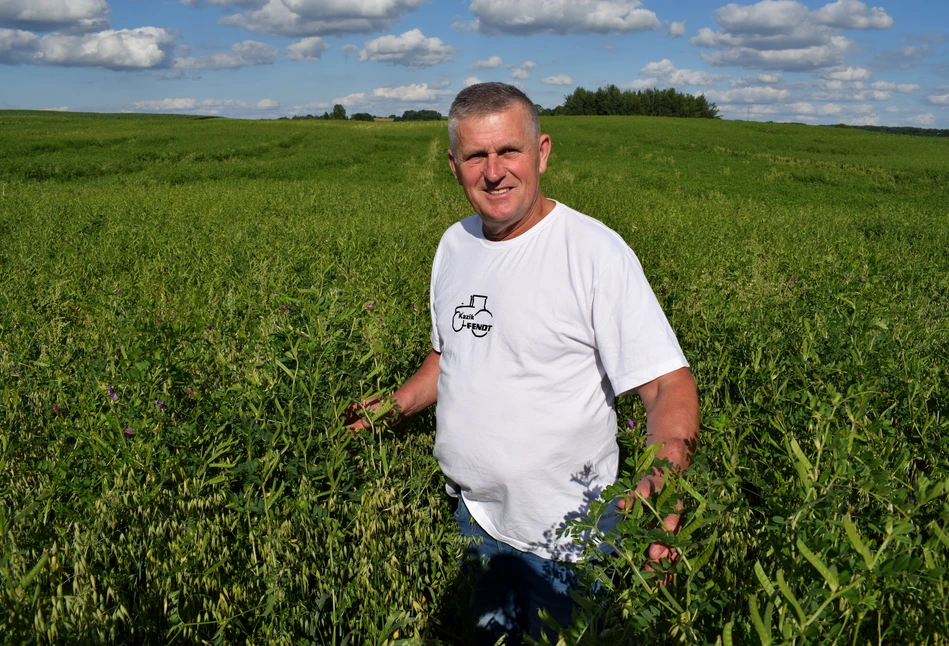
[487,188,511,195]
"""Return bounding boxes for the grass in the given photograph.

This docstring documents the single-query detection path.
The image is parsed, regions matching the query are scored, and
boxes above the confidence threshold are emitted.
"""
[1,111,947,644]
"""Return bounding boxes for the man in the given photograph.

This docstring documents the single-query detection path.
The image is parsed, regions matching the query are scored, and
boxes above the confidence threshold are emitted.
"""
[347,82,699,643]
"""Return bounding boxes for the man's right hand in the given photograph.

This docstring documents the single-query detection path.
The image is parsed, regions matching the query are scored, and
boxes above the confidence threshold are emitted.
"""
[343,395,393,432]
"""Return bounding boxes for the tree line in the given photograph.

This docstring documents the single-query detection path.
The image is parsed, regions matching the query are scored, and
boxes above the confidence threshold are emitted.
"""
[539,85,719,119]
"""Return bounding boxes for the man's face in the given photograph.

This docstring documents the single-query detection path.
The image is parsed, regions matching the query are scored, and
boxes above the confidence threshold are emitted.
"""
[448,104,551,240]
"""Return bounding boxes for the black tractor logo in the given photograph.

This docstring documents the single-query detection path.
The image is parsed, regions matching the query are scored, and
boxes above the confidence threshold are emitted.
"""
[452,295,494,338]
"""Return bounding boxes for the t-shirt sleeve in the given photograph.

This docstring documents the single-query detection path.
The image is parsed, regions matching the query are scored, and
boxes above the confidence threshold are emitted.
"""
[592,248,688,396]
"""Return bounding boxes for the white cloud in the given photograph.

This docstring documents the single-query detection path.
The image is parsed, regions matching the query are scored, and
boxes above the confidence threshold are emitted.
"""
[340,43,358,56]
[175,40,277,69]
[908,113,935,126]
[257,98,279,109]
[811,0,892,29]
[43,106,69,111]
[371,83,452,101]
[885,105,899,113]
[30,27,176,69]
[464,76,481,87]
[704,86,791,103]
[818,65,870,81]
[541,73,573,86]
[358,28,454,67]
[218,0,429,38]
[287,36,328,60]
[469,0,660,36]
[132,97,200,111]
[131,97,252,114]
[731,73,783,86]
[472,55,502,69]
[621,77,659,90]
[926,94,949,105]
[640,58,727,86]
[870,81,918,93]
[692,0,892,73]
[0,0,109,33]
[669,20,686,37]
[510,60,535,80]
[0,28,37,62]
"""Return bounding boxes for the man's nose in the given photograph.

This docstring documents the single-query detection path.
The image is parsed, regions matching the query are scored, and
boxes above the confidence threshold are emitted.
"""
[483,154,504,183]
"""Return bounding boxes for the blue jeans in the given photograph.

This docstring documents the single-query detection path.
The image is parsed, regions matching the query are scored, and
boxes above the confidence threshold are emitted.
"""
[454,497,582,645]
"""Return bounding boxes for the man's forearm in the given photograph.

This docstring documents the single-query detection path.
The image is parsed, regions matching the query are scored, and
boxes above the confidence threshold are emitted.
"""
[390,349,441,420]
[636,367,699,496]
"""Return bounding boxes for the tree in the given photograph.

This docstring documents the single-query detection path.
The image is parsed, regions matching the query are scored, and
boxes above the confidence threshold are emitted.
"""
[331,104,347,120]
[350,112,374,121]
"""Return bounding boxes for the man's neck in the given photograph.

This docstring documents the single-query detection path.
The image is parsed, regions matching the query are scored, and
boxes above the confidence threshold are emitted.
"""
[482,197,556,242]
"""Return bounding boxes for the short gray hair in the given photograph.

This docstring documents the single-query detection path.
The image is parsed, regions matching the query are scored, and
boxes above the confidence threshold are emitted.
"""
[448,82,540,153]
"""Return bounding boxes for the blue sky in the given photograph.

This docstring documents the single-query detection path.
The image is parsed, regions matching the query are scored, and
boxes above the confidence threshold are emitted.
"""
[1,0,947,126]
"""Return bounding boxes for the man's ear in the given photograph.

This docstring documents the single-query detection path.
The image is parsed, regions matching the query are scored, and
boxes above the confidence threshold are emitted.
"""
[447,148,462,185]
[538,133,552,174]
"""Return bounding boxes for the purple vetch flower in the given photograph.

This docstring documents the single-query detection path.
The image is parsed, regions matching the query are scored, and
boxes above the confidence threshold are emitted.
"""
[52,405,60,414]
[154,399,166,411]
[124,427,134,437]
[792,278,798,283]
[206,324,213,330]
[280,305,289,312]
[379,317,384,322]
[627,420,637,429]
[412,304,417,311]
[115,288,120,295]
[187,388,194,396]
[365,304,373,311]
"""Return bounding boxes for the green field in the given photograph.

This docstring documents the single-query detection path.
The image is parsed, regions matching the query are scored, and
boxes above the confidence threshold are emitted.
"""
[1,111,948,644]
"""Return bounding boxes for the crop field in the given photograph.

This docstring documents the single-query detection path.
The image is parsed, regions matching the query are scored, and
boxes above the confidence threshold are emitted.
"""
[1,110,948,645]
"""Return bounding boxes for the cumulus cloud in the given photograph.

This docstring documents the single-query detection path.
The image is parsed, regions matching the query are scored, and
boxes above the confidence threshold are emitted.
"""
[16,27,177,69]
[371,83,453,101]
[510,60,535,80]
[131,97,255,114]
[0,0,109,33]
[730,73,783,86]
[358,28,454,67]
[340,43,358,56]
[472,55,503,69]
[811,0,892,29]
[541,74,573,86]
[692,0,892,72]
[469,0,660,36]
[818,65,870,81]
[464,76,481,87]
[175,40,277,69]
[927,93,949,105]
[669,20,686,37]
[870,81,918,93]
[622,77,659,90]
[703,86,791,103]
[908,113,935,125]
[287,36,328,60]
[218,0,428,38]
[639,58,728,86]
[257,98,279,108]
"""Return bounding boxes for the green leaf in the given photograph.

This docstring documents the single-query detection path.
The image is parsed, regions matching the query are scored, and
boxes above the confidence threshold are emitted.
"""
[754,560,775,597]
[776,568,806,626]
[843,514,874,570]
[797,538,839,591]
[749,594,772,646]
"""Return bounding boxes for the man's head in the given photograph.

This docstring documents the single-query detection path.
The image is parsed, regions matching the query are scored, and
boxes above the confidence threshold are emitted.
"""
[448,82,539,156]
[447,83,552,241]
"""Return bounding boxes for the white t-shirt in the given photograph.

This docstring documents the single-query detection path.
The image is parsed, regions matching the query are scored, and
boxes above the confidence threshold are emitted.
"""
[430,201,688,561]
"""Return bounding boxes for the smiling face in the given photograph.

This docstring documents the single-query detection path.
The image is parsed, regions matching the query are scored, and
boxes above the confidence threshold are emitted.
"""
[447,104,553,242]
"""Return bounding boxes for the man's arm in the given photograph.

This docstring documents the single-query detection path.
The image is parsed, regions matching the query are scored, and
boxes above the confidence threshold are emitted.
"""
[345,350,441,430]
[619,366,699,578]
[632,366,700,501]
